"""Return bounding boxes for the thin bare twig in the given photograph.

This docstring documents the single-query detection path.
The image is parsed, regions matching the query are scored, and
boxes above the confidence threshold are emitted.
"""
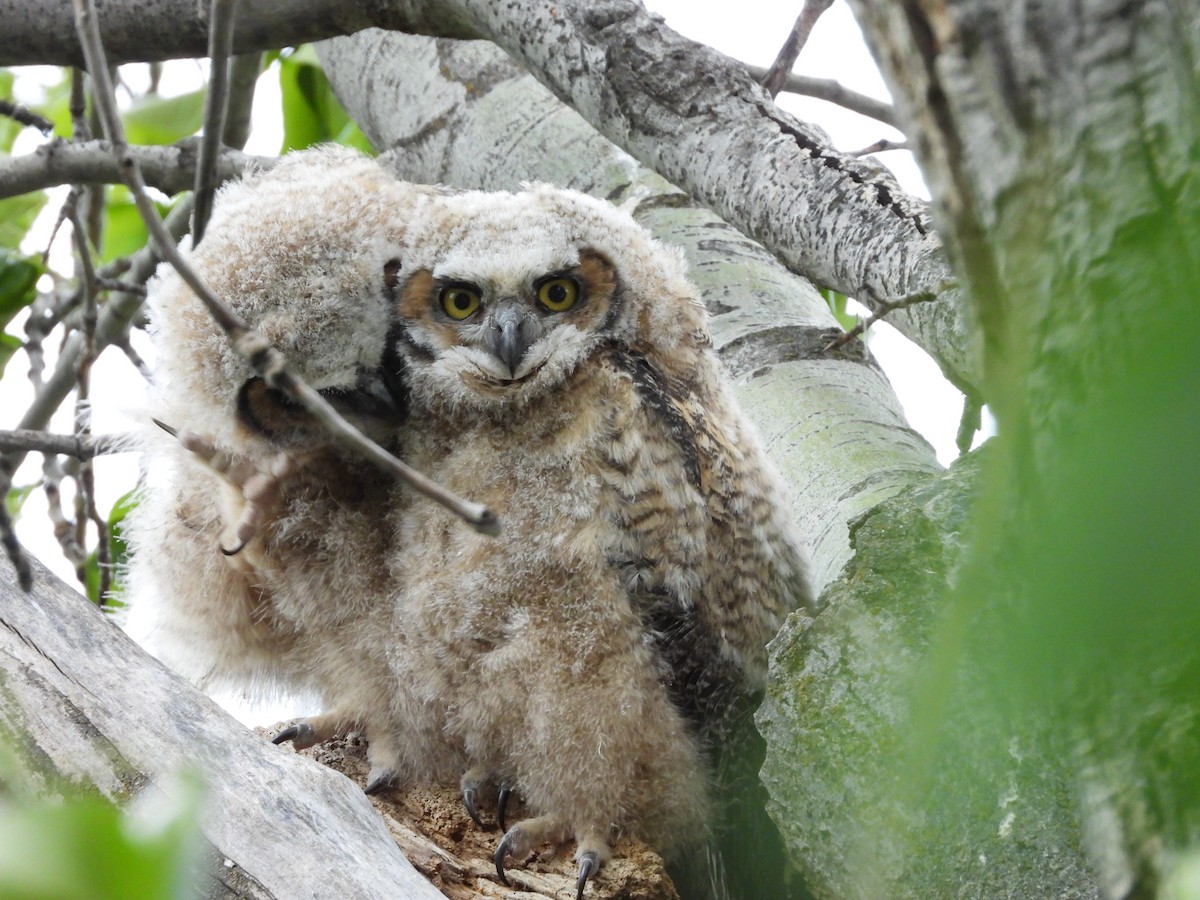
[193,0,239,245]
[67,195,110,601]
[71,0,499,538]
[760,0,835,98]
[852,138,909,156]
[113,334,153,379]
[822,288,943,352]
[956,392,984,455]
[744,65,897,128]
[222,53,263,151]
[0,430,128,459]
[0,462,33,591]
[0,99,54,135]
[95,277,147,296]
[4,199,193,483]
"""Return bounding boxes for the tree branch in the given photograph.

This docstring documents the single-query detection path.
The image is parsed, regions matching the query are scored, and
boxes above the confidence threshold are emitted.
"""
[0,139,273,200]
[0,0,979,395]
[0,0,478,67]
[0,429,129,459]
[760,0,835,98]
[192,0,239,244]
[743,65,898,127]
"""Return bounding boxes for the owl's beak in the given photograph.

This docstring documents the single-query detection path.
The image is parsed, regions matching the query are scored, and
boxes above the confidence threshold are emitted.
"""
[486,301,539,378]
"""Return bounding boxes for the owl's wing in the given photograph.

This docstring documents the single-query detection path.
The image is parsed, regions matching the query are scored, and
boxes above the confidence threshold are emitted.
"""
[606,346,811,900]
[604,346,810,745]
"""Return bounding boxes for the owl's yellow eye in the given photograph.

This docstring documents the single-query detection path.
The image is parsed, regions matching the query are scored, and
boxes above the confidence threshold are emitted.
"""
[536,277,578,312]
[440,284,482,320]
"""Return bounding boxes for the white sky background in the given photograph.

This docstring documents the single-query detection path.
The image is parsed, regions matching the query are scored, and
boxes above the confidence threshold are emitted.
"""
[5,0,978,617]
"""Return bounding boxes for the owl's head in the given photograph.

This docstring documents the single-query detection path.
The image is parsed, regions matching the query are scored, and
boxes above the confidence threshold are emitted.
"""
[386,184,708,415]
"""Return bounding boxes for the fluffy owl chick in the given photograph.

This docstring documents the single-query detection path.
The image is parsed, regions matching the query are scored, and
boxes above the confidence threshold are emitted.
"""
[380,184,810,896]
[123,147,432,763]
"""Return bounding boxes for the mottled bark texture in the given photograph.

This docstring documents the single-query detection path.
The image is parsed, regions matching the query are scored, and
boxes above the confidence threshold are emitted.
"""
[758,0,1200,896]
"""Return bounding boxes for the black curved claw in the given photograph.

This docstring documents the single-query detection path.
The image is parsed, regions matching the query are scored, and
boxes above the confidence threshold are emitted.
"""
[220,539,248,557]
[271,723,310,746]
[497,784,512,833]
[494,829,518,886]
[463,786,484,830]
[576,850,599,900]
[363,771,395,796]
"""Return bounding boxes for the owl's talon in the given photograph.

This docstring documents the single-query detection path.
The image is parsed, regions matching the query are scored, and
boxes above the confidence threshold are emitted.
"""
[364,767,397,796]
[462,786,484,829]
[493,829,517,885]
[497,783,512,833]
[271,722,317,749]
[220,540,247,557]
[576,850,600,900]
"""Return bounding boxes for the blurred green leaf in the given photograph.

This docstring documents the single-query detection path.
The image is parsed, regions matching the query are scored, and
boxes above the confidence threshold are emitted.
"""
[0,193,49,251]
[0,248,43,325]
[0,774,203,900]
[822,288,858,332]
[278,47,374,154]
[101,185,174,264]
[122,89,204,146]
[4,482,38,522]
[92,489,138,607]
[0,333,20,380]
[42,76,75,138]
[0,70,20,151]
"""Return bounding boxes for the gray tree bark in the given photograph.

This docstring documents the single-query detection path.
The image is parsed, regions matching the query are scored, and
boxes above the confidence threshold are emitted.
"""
[760,0,1200,897]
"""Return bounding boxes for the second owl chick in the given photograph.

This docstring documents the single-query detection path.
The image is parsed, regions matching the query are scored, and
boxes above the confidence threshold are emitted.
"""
[123,147,435,767]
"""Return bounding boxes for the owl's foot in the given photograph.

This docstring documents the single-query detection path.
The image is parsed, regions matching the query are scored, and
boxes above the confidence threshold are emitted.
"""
[460,768,515,830]
[363,766,399,795]
[493,817,609,899]
[270,713,347,750]
[153,419,310,564]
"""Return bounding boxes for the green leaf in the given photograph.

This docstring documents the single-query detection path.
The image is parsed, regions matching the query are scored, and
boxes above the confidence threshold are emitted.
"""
[122,89,205,146]
[37,73,75,139]
[0,192,49,251]
[101,185,174,264]
[99,489,138,607]
[278,48,374,154]
[0,333,20,380]
[0,248,43,327]
[0,70,21,152]
[0,775,204,899]
[822,288,858,332]
[4,482,38,522]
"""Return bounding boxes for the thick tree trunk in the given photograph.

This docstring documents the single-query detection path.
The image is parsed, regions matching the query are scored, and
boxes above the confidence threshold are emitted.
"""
[761,0,1200,897]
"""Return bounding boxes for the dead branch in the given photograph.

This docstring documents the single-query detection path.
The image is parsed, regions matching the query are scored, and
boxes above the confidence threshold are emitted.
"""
[760,0,835,98]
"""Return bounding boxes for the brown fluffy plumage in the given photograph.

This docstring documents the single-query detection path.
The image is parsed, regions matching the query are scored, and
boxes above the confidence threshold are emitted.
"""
[124,148,811,897]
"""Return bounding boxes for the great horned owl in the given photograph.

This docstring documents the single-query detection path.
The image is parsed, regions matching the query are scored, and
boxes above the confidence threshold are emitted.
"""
[122,147,433,764]
[362,184,811,895]
[125,149,811,898]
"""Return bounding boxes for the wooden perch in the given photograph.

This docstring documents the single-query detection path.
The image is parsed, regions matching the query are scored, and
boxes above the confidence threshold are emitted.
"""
[0,556,676,899]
